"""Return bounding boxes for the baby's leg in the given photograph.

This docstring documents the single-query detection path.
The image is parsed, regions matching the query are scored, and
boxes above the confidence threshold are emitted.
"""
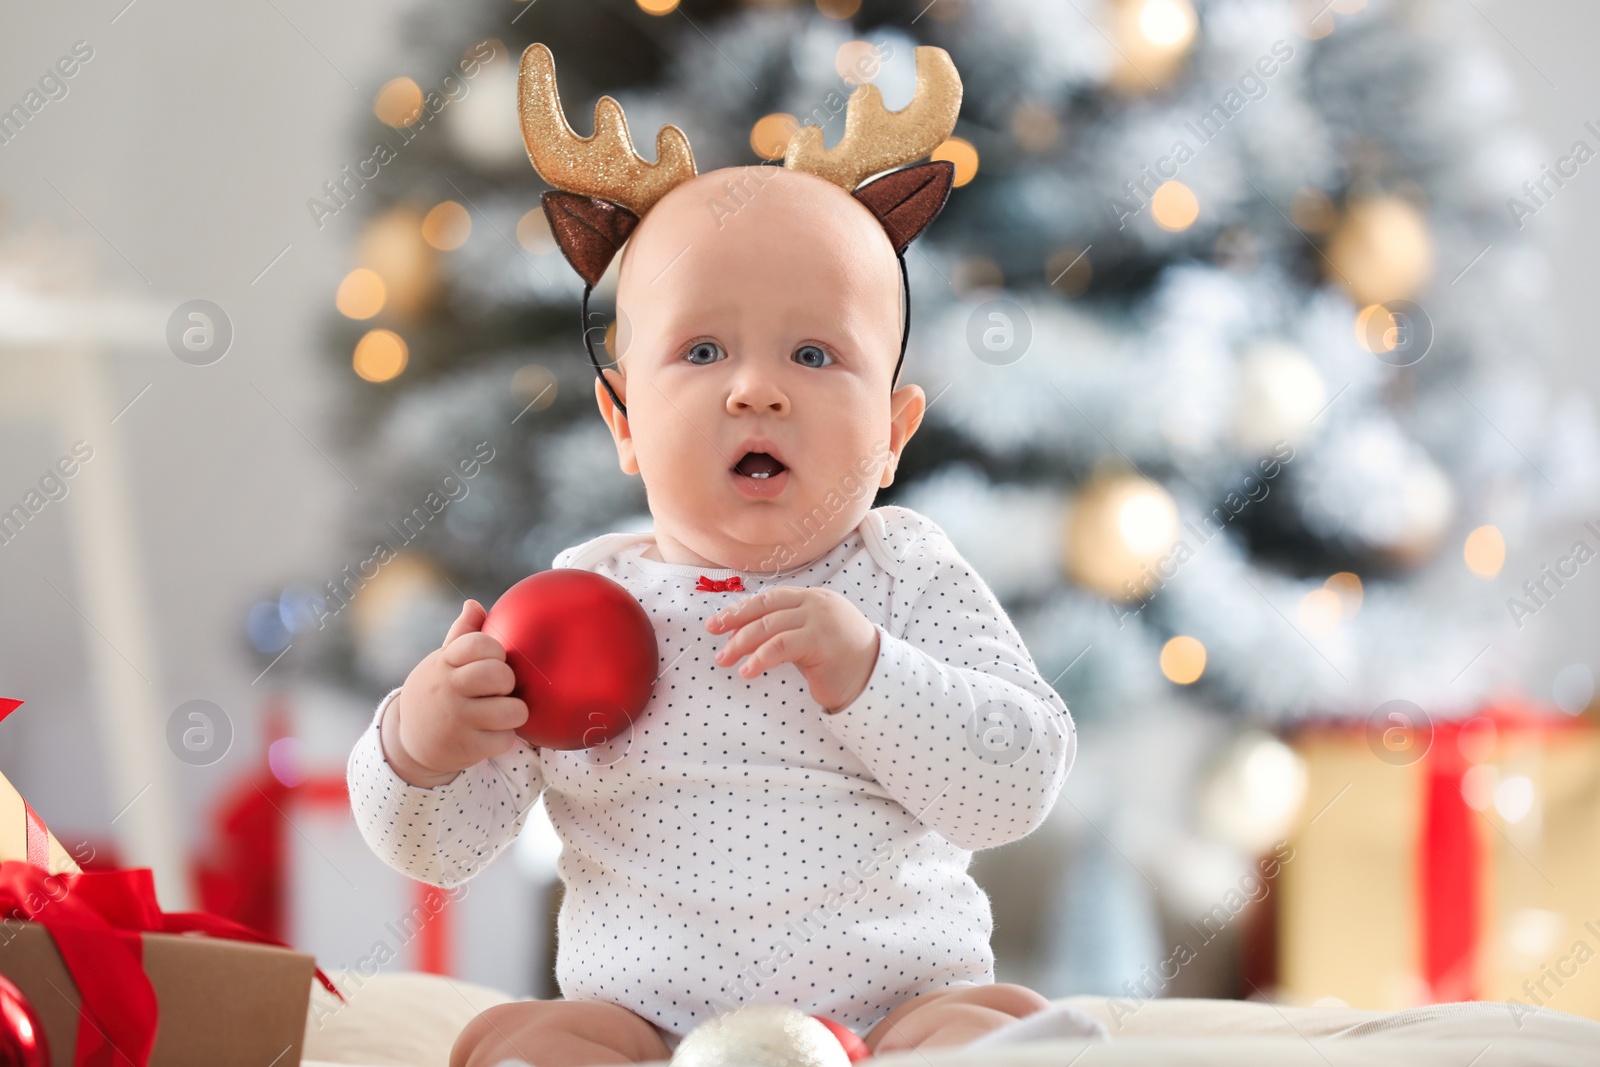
[450,999,672,1067]
[864,983,1052,1053]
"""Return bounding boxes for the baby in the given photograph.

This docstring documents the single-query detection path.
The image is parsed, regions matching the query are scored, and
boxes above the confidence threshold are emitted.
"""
[347,43,1076,1067]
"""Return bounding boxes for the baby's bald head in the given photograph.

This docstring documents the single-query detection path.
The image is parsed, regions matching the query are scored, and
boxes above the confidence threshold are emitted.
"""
[612,166,903,380]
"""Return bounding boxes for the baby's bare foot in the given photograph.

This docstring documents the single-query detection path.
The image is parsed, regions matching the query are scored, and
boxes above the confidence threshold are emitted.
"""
[866,983,1053,1053]
[451,999,672,1067]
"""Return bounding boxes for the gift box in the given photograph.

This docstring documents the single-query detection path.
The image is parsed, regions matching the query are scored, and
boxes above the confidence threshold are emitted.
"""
[2,917,319,1067]
[1279,701,1600,1020]
[0,767,81,878]
[0,705,341,1067]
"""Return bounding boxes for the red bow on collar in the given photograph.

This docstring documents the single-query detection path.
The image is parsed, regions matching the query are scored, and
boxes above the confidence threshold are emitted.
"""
[695,575,744,593]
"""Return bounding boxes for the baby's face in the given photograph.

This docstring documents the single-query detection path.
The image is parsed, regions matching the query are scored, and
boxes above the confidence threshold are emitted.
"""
[601,167,925,572]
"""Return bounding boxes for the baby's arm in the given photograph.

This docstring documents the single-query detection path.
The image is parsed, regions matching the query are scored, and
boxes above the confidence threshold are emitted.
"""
[825,542,1075,849]
[347,601,545,888]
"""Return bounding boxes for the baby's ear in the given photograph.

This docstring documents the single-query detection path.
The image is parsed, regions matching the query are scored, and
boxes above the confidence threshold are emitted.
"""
[853,161,955,255]
[543,192,639,288]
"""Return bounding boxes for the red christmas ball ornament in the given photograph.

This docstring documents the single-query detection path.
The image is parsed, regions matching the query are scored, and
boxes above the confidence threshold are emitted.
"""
[811,1015,872,1062]
[0,975,49,1067]
[483,569,658,750]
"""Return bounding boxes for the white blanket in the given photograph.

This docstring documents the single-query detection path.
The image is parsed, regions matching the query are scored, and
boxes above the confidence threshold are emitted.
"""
[302,972,1600,1066]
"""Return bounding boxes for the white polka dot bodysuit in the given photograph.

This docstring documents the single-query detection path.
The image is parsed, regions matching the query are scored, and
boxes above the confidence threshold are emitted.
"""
[347,506,1076,1042]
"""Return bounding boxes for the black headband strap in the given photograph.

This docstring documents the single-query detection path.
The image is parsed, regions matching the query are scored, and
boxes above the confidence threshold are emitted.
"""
[893,250,910,388]
[581,250,911,421]
[581,283,629,416]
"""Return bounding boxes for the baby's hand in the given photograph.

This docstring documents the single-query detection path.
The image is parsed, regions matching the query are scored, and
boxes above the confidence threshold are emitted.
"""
[706,588,879,712]
[382,600,529,788]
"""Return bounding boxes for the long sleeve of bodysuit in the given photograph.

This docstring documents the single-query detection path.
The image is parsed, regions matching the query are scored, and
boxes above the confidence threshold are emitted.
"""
[346,688,546,888]
[820,520,1076,852]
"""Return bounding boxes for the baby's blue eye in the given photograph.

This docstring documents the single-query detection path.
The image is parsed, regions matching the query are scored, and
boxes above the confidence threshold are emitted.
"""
[793,344,832,368]
[685,341,726,365]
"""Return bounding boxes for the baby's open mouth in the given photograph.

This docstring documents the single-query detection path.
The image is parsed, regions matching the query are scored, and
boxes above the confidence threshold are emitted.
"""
[733,452,787,480]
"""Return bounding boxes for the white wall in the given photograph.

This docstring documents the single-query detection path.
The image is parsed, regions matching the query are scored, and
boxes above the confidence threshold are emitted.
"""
[0,0,408,886]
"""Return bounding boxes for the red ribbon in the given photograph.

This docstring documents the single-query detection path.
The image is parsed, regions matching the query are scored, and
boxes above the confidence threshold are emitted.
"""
[695,575,744,593]
[1413,706,1559,1002]
[0,861,345,1067]
[0,699,20,726]
[1419,738,1477,1003]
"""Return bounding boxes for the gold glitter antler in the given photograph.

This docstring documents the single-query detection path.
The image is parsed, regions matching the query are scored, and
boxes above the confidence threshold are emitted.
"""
[518,42,697,217]
[784,46,962,191]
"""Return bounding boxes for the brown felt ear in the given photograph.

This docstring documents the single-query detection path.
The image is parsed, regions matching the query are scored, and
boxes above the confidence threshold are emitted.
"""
[542,191,640,288]
[853,160,955,255]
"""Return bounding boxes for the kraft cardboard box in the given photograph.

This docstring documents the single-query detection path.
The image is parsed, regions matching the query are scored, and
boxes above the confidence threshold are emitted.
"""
[0,769,318,1066]
[0,923,317,1067]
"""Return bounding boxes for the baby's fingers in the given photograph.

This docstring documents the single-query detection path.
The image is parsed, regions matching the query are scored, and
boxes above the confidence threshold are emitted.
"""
[715,608,807,667]
[738,627,816,678]
[452,658,517,698]
[442,600,487,646]
[460,695,529,733]
[444,631,508,668]
[705,587,809,634]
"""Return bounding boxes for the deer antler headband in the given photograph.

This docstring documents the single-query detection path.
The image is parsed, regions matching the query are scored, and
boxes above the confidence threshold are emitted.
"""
[518,41,963,415]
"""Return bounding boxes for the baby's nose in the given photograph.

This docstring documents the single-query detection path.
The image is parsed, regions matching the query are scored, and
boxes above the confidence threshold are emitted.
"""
[726,374,789,414]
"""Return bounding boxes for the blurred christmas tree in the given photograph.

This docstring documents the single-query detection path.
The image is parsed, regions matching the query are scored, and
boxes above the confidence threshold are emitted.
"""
[280,0,1596,721]
[255,0,1599,995]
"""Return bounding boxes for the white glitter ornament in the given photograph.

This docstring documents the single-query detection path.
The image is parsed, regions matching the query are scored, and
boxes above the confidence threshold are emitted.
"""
[670,1005,852,1067]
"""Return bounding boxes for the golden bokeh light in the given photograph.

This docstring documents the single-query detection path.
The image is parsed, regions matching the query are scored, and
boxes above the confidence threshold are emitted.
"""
[1151,180,1200,231]
[349,552,442,640]
[517,208,555,254]
[422,201,472,251]
[815,0,862,17]
[356,206,435,319]
[1464,524,1506,579]
[931,136,979,187]
[1355,303,1399,354]
[353,329,409,383]
[1161,635,1207,684]
[1325,572,1364,619]
[750,113,800,161]
[636,0,679,14]
[1326,196,1434,306]
[335,268,387,320]
[512,364,559,412]
[1110,0,1197,91]
[956,255,1005,296]
[1046,245,1093,297]
[1298,588,1342,636]
[1295,0,1337,38]
[373,77,424,128]
[1065,474,1181,600]
[1137,0,1197,49]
